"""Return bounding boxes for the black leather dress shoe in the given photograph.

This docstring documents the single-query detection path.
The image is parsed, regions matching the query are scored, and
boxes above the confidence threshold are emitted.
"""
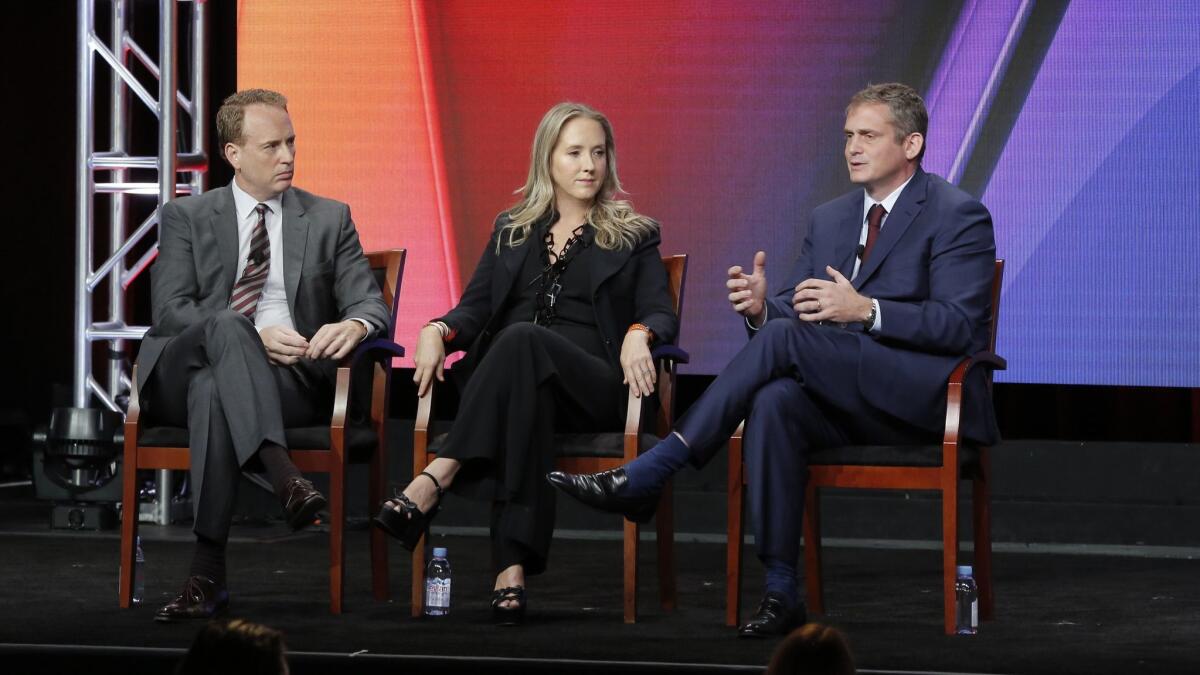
[282,477,327,531]
[737,593,806,638]
[154,576,229,623]
[546,468,659,523]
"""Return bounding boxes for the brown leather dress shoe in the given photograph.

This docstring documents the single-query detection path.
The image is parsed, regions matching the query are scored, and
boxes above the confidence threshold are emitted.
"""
[154,575,228,623]
[282,477,327,530]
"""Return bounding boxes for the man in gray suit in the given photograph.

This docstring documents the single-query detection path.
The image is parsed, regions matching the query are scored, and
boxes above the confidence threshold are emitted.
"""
[137,89,389,622]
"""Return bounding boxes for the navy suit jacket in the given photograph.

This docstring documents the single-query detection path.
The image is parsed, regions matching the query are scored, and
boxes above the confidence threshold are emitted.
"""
[766,168,1000,445]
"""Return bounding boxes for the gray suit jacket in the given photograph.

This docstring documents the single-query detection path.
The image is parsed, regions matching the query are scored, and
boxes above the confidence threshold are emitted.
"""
[136,182,390,390]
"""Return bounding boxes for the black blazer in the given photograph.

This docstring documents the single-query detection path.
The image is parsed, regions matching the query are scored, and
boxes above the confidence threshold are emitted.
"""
[438,213,678,379]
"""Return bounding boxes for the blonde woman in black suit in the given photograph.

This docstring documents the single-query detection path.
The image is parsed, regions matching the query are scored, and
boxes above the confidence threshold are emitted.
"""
[374,102,678,624]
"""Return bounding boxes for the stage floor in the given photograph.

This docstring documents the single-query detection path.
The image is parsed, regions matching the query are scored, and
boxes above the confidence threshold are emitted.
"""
[1,490,1197,675]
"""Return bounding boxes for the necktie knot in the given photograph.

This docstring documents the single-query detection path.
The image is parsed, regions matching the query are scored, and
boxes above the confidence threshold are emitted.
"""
[861,203,887,264]
[255,203,269,217]
[867,203,887,226]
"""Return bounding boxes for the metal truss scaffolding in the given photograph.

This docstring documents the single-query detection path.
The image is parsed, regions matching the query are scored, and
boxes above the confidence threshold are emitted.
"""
[75,0,207,524]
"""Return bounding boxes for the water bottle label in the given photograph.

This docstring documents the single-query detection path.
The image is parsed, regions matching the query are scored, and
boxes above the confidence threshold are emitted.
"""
[425,578,451,608]
[971,599,978,628]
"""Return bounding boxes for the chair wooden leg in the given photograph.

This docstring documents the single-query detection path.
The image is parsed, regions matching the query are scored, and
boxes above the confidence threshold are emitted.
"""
[942,478,959,635]
[973,450,995,621]
[623,518,639,623]
[655,480,676,611]
[368,450,389,601]
[725,433,744,627]
[329,462,346,615]
[803,482,824,615]
[411,540,425,618]
[118,447,139,608]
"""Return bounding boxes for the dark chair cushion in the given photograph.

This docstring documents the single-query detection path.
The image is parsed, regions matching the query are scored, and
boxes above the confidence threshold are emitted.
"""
[425,421,658,458]
[809,443,981,475]
[138,425,380,462]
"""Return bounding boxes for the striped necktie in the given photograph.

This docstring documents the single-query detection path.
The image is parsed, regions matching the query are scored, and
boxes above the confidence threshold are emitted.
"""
[229,203,271,319]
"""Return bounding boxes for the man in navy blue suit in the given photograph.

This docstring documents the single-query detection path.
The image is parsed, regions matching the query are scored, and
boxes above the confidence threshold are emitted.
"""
[551,83,999,637]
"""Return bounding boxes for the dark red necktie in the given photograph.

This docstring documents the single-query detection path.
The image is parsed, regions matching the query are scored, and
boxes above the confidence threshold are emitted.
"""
[229,203,271,318]
[861,203,886,263]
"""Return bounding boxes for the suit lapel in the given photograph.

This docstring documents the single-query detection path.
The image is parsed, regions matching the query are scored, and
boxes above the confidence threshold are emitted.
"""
[853,169,928,289]
[588,243,630,298]
[835,192,865,279]
[492,236,529,312]
[211,186,239,293]
[281,189,309,317]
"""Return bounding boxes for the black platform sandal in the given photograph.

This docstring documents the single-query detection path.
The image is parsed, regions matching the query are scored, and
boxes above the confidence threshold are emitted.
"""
[491,586,526,626]
[372,471,444,551]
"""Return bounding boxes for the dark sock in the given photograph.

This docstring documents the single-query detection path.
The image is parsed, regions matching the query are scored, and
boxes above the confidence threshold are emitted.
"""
[622,432,692,496]
[258,442,302,497]
[189,536,227,588]
[762,556,800,609]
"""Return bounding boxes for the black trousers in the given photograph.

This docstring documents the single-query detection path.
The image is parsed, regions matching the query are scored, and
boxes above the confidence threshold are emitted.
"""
[141,310,333,543]
[438,323,625,575]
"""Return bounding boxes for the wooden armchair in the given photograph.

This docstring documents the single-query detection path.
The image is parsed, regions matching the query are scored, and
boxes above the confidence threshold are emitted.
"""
[119,249,407,615]
[726,259,1005,634]
[411,255,689,623]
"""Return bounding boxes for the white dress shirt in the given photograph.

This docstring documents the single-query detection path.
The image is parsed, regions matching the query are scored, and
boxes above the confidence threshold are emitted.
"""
[230,179,293,331]
[853,172,916,333]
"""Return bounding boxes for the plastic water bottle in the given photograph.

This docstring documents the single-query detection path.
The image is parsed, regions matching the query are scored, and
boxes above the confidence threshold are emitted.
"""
[132,536,145,605]
[955,565,978,635]
[424,547,451,617]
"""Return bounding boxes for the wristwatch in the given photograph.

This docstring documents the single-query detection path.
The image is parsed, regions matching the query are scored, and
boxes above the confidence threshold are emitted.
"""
[862,300,877,331]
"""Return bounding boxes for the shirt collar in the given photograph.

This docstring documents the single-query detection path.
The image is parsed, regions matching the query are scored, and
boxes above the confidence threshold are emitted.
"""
[862,172,915,221]
[230,178,284,223]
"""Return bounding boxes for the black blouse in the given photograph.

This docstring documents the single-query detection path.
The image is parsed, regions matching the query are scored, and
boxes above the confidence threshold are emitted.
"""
[498,223,608,362]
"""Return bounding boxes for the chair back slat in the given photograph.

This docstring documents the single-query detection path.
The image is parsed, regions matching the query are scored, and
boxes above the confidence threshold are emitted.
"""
[366,249,406,333]
[661,254,688,337]
[988,259,1004,354]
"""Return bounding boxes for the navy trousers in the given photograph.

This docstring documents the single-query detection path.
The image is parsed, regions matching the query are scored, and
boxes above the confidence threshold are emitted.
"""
[676,317,932,568]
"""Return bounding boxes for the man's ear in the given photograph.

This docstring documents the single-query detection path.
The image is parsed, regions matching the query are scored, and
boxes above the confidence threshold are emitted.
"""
[224,142,240,170]
[904,133,924,161]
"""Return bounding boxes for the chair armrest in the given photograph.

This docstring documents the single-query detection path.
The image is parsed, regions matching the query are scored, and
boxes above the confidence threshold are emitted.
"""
[652,344,690,365]
[969,350,1006,371]
[351,338,406,364]
[947,350,1007,386]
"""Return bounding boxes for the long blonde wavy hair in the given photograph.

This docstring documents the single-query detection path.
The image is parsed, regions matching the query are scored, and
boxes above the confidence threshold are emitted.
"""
[500,102,658,251]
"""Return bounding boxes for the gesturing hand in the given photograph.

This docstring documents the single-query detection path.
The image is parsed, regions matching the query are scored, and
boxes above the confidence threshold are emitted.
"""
[412,325,447,398]
[727,250,768,327]
[620,329,656,398]
[306,320,367,360]
[792,266,873,324]
[260,325,310,366]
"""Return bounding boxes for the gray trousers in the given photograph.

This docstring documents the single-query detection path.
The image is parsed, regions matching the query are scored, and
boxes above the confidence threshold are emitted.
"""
[140,309,332,542]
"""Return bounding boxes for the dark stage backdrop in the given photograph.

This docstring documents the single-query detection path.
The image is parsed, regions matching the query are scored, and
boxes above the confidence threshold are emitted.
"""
[230,0,1196,387]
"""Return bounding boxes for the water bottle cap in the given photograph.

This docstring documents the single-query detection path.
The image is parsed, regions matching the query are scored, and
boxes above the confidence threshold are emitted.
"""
[956,565,973,576]
[432,547,448,557]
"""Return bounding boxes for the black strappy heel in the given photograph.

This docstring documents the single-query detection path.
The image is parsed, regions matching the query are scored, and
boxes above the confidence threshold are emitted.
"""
[491,586,526,626]
[372,471,444,551]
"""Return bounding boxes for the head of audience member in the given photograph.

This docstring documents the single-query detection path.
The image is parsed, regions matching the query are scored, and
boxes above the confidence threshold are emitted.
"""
[174,618,289,675]
[503,102,657,252]
[844,82,927,200]
[217,88,296,202]
[766,623,856,675]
